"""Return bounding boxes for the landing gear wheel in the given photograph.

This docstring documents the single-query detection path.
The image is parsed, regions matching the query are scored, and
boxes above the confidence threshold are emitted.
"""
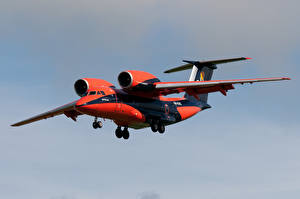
[151,120,158,132]
[115,127,122,138]
[97,121,103,128]
[158,122,165,134]
[122,128,130,140]
[93,122,98,129]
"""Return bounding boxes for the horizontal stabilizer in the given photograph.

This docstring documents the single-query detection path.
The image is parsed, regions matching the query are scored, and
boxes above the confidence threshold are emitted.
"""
[164,57,251,73]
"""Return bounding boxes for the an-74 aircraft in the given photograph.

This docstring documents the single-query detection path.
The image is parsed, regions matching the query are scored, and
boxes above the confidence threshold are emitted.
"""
[12,57,290,139]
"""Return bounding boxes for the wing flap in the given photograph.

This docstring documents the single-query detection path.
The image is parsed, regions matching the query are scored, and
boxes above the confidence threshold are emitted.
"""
[11,100,80,127]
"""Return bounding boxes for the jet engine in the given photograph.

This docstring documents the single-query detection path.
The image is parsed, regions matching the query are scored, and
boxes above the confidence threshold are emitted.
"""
[74,78,115,97]
[118,70,160,91]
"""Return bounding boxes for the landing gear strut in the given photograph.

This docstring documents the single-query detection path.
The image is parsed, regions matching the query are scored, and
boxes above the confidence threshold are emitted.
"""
[150,119,165,134]
[115,126,130,139]
[92,117,103,129]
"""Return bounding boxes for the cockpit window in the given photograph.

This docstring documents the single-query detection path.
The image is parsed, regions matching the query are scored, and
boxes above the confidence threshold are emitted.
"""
[101,91,105,95]
[89,91,96,95]
[97,91,101,95]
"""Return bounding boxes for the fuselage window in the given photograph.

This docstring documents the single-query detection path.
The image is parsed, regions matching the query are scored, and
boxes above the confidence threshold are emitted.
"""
[89,91,96,95]
[101,91,105,95]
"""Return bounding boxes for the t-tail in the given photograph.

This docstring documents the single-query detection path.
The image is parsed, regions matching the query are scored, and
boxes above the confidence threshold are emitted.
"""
[164,57,252,107]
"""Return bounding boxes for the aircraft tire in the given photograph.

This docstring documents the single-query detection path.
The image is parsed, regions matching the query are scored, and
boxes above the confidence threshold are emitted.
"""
[158,123,165,134]
[93,122,98,129]
[115,127,122,138]
[122,128,130,140]
[97,121,103,128]
[151,121,159,132]
[151,122,158,132]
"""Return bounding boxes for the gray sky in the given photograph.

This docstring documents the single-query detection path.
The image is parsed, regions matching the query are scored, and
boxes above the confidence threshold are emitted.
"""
[1,0,299,198]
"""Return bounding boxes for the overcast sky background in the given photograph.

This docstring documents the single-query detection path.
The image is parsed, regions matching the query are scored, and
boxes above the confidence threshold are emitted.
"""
[1,0,299,199]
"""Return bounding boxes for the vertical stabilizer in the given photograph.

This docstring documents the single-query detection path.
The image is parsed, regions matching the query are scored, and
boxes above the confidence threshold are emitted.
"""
[184,60,217,103]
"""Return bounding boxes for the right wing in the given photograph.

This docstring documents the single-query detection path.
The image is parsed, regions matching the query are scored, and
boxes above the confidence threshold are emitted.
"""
[11,100,82,127]
[154,77,290,96]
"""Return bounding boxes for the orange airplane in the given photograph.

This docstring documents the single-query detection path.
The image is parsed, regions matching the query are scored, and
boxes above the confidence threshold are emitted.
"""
[11,57,290,139]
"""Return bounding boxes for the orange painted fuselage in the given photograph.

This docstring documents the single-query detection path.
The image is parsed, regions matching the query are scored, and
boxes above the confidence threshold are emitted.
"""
[75,85,204,129]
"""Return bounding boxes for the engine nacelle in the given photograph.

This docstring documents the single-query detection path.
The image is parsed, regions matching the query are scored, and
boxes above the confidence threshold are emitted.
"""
[74,78,115,97]
[118,70,160,91]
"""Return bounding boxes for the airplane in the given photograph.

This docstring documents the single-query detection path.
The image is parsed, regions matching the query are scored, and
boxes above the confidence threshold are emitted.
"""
[11,57,290,139]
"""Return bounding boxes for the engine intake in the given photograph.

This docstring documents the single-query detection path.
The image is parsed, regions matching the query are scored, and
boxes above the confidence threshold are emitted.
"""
[74,79,89,97]
[118,71,133,88]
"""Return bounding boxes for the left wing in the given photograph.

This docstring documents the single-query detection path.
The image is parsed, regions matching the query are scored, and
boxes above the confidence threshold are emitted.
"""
[11,100,82,127]
[154,77,290,96]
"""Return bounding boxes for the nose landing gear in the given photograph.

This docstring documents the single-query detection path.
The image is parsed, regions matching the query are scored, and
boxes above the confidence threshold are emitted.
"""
[115,126,130,139]
[92,117,103,129]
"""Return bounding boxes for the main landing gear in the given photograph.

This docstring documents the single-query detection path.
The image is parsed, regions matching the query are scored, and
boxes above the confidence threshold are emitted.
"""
[150,119,165,134]
[115,126,130,139]
[92,117,103,129]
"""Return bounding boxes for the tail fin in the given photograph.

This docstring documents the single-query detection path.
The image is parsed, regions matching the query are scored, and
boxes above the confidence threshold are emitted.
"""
[164,57,251,103]
[184,60,216,103]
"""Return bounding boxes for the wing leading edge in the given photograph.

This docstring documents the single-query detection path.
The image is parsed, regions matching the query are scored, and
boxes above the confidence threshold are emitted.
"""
[11,100,81,127]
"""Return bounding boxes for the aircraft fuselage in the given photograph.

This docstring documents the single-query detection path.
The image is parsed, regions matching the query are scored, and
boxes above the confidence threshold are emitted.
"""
[76,86,204,129]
